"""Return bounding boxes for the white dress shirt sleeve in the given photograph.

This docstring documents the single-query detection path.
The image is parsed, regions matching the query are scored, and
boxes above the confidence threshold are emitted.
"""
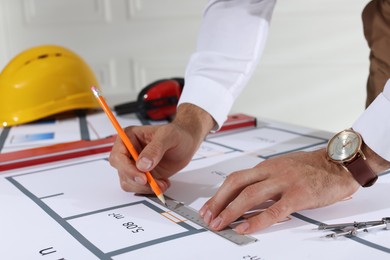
[353,79,390,162]
[178,0,276,129]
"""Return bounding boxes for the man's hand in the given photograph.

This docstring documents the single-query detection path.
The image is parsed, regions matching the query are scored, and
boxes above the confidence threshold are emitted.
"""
[199,149,361,234]
[108,103,215,194]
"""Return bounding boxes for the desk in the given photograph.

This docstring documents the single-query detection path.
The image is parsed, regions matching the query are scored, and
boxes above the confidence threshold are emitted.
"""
[1,117,389,259]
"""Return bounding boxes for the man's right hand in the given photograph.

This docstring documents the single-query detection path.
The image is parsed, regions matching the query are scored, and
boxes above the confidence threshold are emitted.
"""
[108,103,215,194]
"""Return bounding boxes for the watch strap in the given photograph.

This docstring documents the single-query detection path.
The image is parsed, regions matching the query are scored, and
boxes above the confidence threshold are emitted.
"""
[347,156,378,187]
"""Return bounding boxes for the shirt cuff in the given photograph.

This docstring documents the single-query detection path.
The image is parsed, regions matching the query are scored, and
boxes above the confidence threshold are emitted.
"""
[177,75,235,130]
[353,79,390,161]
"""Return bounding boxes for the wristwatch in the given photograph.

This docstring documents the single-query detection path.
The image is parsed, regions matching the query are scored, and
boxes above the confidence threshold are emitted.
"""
[326,129,378,187]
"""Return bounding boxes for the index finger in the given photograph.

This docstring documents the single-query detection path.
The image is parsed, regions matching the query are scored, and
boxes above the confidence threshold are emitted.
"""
[200,167,269,226]
[208,178,280,232]
[234,199,293,234]
[109,135,148,184]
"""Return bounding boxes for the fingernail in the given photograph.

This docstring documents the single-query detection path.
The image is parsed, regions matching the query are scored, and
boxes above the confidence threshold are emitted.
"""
[137,157,152,171]
[199,205,207,217]
[235,221,250,234]
[204,210,212,225]
[134,176,145,185]
[157,180,168,191]
[210,216,222,229]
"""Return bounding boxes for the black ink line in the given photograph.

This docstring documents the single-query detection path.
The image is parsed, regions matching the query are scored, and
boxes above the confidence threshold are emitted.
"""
[205,140,243,153]
[7,157,205,257]
[0,127,11,152]
[64,199,200,232]
[63,201,147,221]
[141,200,199,231]
[261,141,327,159]
[39,193,64,200]
[291,212,325,226]
[76,110,90,140]
[191,150,237,162]
[206,124,328,157]
[349,236,390,254]
[265,126,329,142]
[106,229,207,257]
[8,157,105,178]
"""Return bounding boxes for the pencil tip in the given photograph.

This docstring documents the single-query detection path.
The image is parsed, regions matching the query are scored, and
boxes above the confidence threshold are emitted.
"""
[157,194,167,206]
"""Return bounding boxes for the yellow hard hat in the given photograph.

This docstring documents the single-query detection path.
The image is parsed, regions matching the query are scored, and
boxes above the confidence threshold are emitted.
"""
[0,45,100,127]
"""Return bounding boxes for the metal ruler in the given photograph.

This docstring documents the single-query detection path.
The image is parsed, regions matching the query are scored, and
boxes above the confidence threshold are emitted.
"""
[147,195,258,246]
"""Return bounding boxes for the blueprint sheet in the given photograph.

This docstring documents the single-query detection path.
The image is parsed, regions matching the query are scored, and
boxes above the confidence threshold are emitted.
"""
[0,111,144,153]
[1,119,390,259]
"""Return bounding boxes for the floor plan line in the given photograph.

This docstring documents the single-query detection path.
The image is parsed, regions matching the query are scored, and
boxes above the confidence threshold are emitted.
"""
[106,229,207,257]
[6,163,211,258]
[6,176,109,260]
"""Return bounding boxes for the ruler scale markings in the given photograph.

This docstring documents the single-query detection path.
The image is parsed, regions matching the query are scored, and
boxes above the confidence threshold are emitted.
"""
[147,195,257,246]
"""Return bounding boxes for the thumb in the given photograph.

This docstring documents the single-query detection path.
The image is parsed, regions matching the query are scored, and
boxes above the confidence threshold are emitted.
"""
[136,140,166,172]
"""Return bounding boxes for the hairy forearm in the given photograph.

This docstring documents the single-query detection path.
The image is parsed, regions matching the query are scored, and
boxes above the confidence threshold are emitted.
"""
[174,103,216,142]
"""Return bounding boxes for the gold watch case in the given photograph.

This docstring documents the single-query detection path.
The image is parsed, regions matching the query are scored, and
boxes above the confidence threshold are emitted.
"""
[326,129,378,187]
[327,129,363,163]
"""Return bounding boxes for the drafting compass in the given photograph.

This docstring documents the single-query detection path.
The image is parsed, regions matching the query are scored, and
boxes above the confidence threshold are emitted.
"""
[318,217,390,238]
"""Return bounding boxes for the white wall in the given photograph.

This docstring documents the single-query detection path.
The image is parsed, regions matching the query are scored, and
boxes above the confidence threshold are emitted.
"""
[0,0,370,133]
[0,0,206,99]
[232,0,370,132]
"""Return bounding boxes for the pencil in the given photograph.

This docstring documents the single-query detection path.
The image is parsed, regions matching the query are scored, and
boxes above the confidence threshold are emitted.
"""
[91,86,166,205]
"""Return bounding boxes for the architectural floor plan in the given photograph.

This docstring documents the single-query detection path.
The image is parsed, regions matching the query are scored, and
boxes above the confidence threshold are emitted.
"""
[1,119,390,259]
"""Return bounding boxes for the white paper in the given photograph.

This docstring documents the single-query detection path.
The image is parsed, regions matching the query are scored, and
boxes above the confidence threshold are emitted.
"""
[0,112,145,153]
[1,120,390,259]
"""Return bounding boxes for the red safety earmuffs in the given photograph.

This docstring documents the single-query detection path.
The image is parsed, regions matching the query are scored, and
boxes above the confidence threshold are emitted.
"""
[114,78,184,120]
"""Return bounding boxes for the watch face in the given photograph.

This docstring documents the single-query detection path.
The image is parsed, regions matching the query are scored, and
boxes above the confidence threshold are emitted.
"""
[327,130,362,162]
